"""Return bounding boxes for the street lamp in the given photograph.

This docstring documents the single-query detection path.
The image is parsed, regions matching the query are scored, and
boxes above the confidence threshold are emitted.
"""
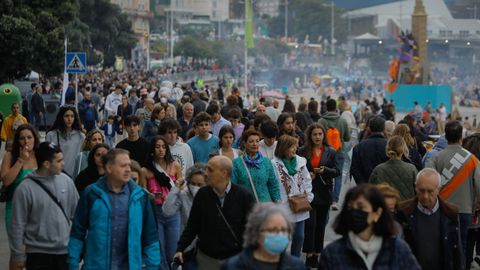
[331,1,335,55]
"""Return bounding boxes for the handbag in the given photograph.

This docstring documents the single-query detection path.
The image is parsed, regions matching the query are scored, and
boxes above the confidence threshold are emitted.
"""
[287,193,312,213]
[277,163,312,213]
[241,156,260,203]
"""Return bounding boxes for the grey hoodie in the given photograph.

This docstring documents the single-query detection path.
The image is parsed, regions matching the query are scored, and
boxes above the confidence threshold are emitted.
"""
[9,172,79,262]
[46,130,85,177]
[318,111,351,150]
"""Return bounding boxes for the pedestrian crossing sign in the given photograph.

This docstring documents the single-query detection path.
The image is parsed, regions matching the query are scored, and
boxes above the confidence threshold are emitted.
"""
[66,52,87,73]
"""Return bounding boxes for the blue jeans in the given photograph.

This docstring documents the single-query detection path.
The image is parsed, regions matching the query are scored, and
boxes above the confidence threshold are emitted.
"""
[459,213,472,256]
[291,220,305,257]
[105,136,114,148]
[333,152,346,203]
[155,205,180,270]
[33,113,45,130]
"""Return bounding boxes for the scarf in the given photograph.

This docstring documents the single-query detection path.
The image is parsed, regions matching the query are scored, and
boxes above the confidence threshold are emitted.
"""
[145,161,173,188]
[282,157,297,176]
[348,231,383,270]
[243,152,263,169]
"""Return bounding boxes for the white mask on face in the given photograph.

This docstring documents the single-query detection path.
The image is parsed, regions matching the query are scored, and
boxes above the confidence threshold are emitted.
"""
[188,184,201,197]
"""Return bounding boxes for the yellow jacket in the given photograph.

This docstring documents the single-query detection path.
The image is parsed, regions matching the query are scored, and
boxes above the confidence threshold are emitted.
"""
[0,114,28,141]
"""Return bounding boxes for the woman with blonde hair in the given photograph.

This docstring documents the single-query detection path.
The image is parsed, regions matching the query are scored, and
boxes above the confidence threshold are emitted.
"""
[72,129,104,178]
[130,160,146,187]
[369,135,417,200]
[392,123,423,171]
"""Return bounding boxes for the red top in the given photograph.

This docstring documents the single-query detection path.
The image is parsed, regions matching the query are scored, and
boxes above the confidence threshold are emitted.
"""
[310,147,323,169]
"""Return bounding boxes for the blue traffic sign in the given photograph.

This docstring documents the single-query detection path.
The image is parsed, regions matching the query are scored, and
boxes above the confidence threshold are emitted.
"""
[66,52,87,73]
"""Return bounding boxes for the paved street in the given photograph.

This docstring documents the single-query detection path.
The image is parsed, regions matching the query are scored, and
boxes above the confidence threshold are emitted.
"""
[0,89,479,269]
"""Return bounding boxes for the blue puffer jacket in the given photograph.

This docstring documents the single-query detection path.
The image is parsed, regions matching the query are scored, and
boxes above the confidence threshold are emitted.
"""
[318,235,420,270]
[68,177,161,270]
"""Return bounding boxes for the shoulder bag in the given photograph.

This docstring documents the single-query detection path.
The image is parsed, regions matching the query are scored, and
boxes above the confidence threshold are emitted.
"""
[241,156,260,203]
[215,203,241,248]
[277,162,312,213]
[29,177,71,225]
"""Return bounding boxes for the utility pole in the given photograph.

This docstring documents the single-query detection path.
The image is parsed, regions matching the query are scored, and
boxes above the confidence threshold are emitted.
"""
[284,0,288,41]
[331,1,335,55]
[170,2,174,67]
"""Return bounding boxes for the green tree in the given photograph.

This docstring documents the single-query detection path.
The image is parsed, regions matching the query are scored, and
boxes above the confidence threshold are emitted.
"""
[267,0,348,44]
[0,0,78,82]
[79,0,136,67]
[174,34,289,67]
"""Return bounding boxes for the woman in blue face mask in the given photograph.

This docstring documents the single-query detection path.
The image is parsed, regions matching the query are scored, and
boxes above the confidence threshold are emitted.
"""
[222,203,306,270]
[318,184,420,270]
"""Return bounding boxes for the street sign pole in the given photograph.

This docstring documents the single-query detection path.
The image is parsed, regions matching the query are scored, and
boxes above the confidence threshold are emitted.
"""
[65,52,86,113]
[75,73,78,113]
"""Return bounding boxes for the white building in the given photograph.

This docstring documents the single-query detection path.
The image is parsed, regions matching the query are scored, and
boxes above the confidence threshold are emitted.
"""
[256,0,281,18]
[345,0,480,40]
[169,0,229,21]
[111,0,152,46]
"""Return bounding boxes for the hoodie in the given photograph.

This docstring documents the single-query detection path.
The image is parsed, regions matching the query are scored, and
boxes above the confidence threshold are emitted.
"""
[9,172,79,262]
[170,139,194,176]
[46,129,85,177]
[318,112,351,151]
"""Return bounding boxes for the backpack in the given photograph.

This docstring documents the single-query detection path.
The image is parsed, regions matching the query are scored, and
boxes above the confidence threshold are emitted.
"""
[326,127,342,151]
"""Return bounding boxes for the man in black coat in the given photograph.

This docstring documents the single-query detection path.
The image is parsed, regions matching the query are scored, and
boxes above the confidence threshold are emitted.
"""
[398,168,464,270]
[174,156,255,270]
[31,85,46,130]
[350,116,388,184]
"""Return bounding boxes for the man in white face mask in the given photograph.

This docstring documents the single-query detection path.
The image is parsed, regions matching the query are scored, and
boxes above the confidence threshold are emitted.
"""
[162,164,207,231]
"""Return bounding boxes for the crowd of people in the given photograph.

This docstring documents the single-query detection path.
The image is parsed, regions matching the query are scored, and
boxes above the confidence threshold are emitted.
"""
[1,77,480,270]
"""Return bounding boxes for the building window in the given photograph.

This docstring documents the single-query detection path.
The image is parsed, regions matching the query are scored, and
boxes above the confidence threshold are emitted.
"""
[460,30,469,38]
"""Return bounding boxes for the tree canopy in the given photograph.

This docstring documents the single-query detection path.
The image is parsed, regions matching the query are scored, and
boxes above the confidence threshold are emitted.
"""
[0,0,77,81]
[0,0,137,82]
[173,34,288,66]
[267,0,348,44]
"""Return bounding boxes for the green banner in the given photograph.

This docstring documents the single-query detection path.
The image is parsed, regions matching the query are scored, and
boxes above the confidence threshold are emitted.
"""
[245,0,254,48]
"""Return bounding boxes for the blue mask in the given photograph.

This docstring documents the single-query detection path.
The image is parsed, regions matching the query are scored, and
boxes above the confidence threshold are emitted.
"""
[263,233,289,255]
